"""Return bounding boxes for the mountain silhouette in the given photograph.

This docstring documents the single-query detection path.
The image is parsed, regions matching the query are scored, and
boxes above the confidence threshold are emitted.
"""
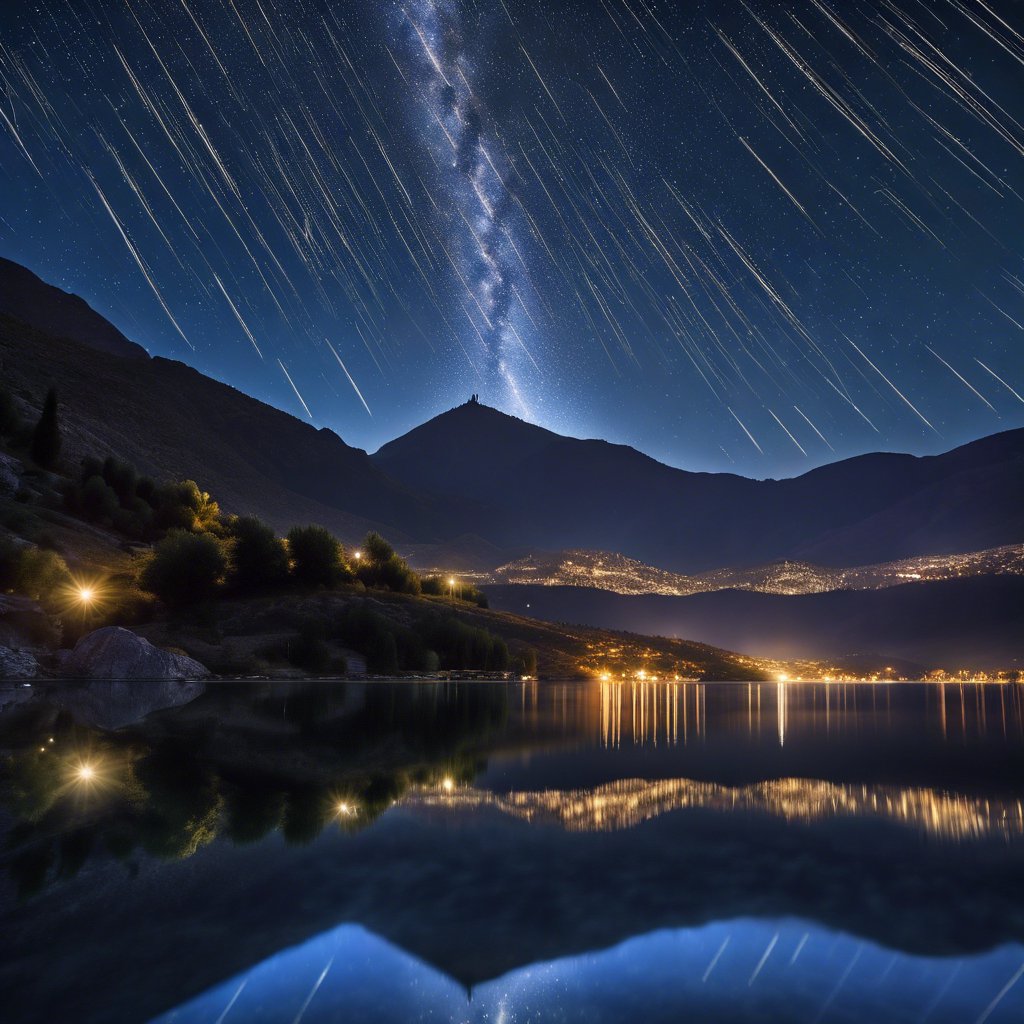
[0,256,148,360]
[375,399,1024,572]
[2,256,1022,574]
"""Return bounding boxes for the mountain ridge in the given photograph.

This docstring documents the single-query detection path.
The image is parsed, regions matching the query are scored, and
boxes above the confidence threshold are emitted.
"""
[374,398,1024,572]
[2,256,1021,574]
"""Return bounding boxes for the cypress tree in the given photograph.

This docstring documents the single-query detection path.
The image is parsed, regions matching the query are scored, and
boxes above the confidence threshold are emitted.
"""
[31,388,61,469]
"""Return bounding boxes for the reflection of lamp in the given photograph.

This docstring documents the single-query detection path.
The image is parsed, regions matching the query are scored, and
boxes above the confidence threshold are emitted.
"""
[442,776,455,792]
[68,757,103,789]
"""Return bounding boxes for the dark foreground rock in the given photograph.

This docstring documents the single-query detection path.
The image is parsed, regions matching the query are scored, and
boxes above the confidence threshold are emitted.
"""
[0,645,40,679]
[60,626,210,680]
[47,677,207,729]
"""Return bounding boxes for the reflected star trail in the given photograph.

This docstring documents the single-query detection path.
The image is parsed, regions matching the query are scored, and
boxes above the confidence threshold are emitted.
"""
[1,0,1023,473]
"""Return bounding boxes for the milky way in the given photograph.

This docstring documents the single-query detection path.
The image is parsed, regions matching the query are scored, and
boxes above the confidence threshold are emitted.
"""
[0,1,1022,475]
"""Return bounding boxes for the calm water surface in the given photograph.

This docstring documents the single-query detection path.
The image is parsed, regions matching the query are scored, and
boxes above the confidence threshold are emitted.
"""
[1,679,1023,1023]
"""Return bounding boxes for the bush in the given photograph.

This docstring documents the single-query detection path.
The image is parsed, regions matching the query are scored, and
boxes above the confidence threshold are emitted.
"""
[14,547,71,604]
[287,525,347,588]
[153,481,221,535]
[228,516,289,590]
[77,474,119,524]
[30,388,61,469]
[142,530,227,607]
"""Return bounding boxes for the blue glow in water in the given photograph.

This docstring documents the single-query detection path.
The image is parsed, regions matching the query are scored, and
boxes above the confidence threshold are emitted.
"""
[153,918,1024,1024]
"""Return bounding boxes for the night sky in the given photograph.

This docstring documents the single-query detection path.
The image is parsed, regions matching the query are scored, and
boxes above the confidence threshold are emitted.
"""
[1,0,1022,477]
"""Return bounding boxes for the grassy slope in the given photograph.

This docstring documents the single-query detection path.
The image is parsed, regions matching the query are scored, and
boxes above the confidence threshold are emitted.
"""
[133,587,780,681]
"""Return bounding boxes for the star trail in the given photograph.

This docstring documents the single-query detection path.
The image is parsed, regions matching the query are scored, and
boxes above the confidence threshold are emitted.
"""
[0,0,1022,475]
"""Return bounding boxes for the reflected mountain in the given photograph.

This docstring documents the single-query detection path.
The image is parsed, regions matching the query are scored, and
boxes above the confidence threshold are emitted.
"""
[2,680,1024,1023]
[154,919,1024,1024]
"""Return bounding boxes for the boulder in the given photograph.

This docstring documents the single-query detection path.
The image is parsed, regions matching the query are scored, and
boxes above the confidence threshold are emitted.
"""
[0,646,39,679]
[48,678,207,729]
[62,626,211,680]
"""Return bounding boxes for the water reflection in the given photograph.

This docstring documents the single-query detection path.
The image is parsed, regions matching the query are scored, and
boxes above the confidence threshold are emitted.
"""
[154,919,1024,1024]
[585,679,1024,748]
[407,776,1024,840]
[2,679,1024,1024]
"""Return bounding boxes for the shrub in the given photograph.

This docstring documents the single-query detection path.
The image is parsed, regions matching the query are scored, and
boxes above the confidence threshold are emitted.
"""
[228,516,289,590]
[287,525,347,588]
[14,547,71,604]
[101,457,138,505]
[30,388,61,469]
[153,480,221,535]
[142,530,227,607]
[77,474,119,523]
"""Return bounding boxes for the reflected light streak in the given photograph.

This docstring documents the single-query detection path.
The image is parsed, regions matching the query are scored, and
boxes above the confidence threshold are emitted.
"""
[406,777,1024,842]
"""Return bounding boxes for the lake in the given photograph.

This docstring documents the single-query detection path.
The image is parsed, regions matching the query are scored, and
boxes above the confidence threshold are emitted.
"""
[1,679,1023,1023]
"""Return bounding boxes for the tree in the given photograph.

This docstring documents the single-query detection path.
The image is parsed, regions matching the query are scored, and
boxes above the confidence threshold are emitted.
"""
[356,531,420,594]
[142,530,227,606]
[30,388,61,469]
[228,516,289,590]
[363,532,395,564]
[287,524,346,588]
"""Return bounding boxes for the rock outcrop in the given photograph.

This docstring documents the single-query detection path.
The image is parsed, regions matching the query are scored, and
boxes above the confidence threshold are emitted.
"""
[61,626,210,680]
[0,646,40,679]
